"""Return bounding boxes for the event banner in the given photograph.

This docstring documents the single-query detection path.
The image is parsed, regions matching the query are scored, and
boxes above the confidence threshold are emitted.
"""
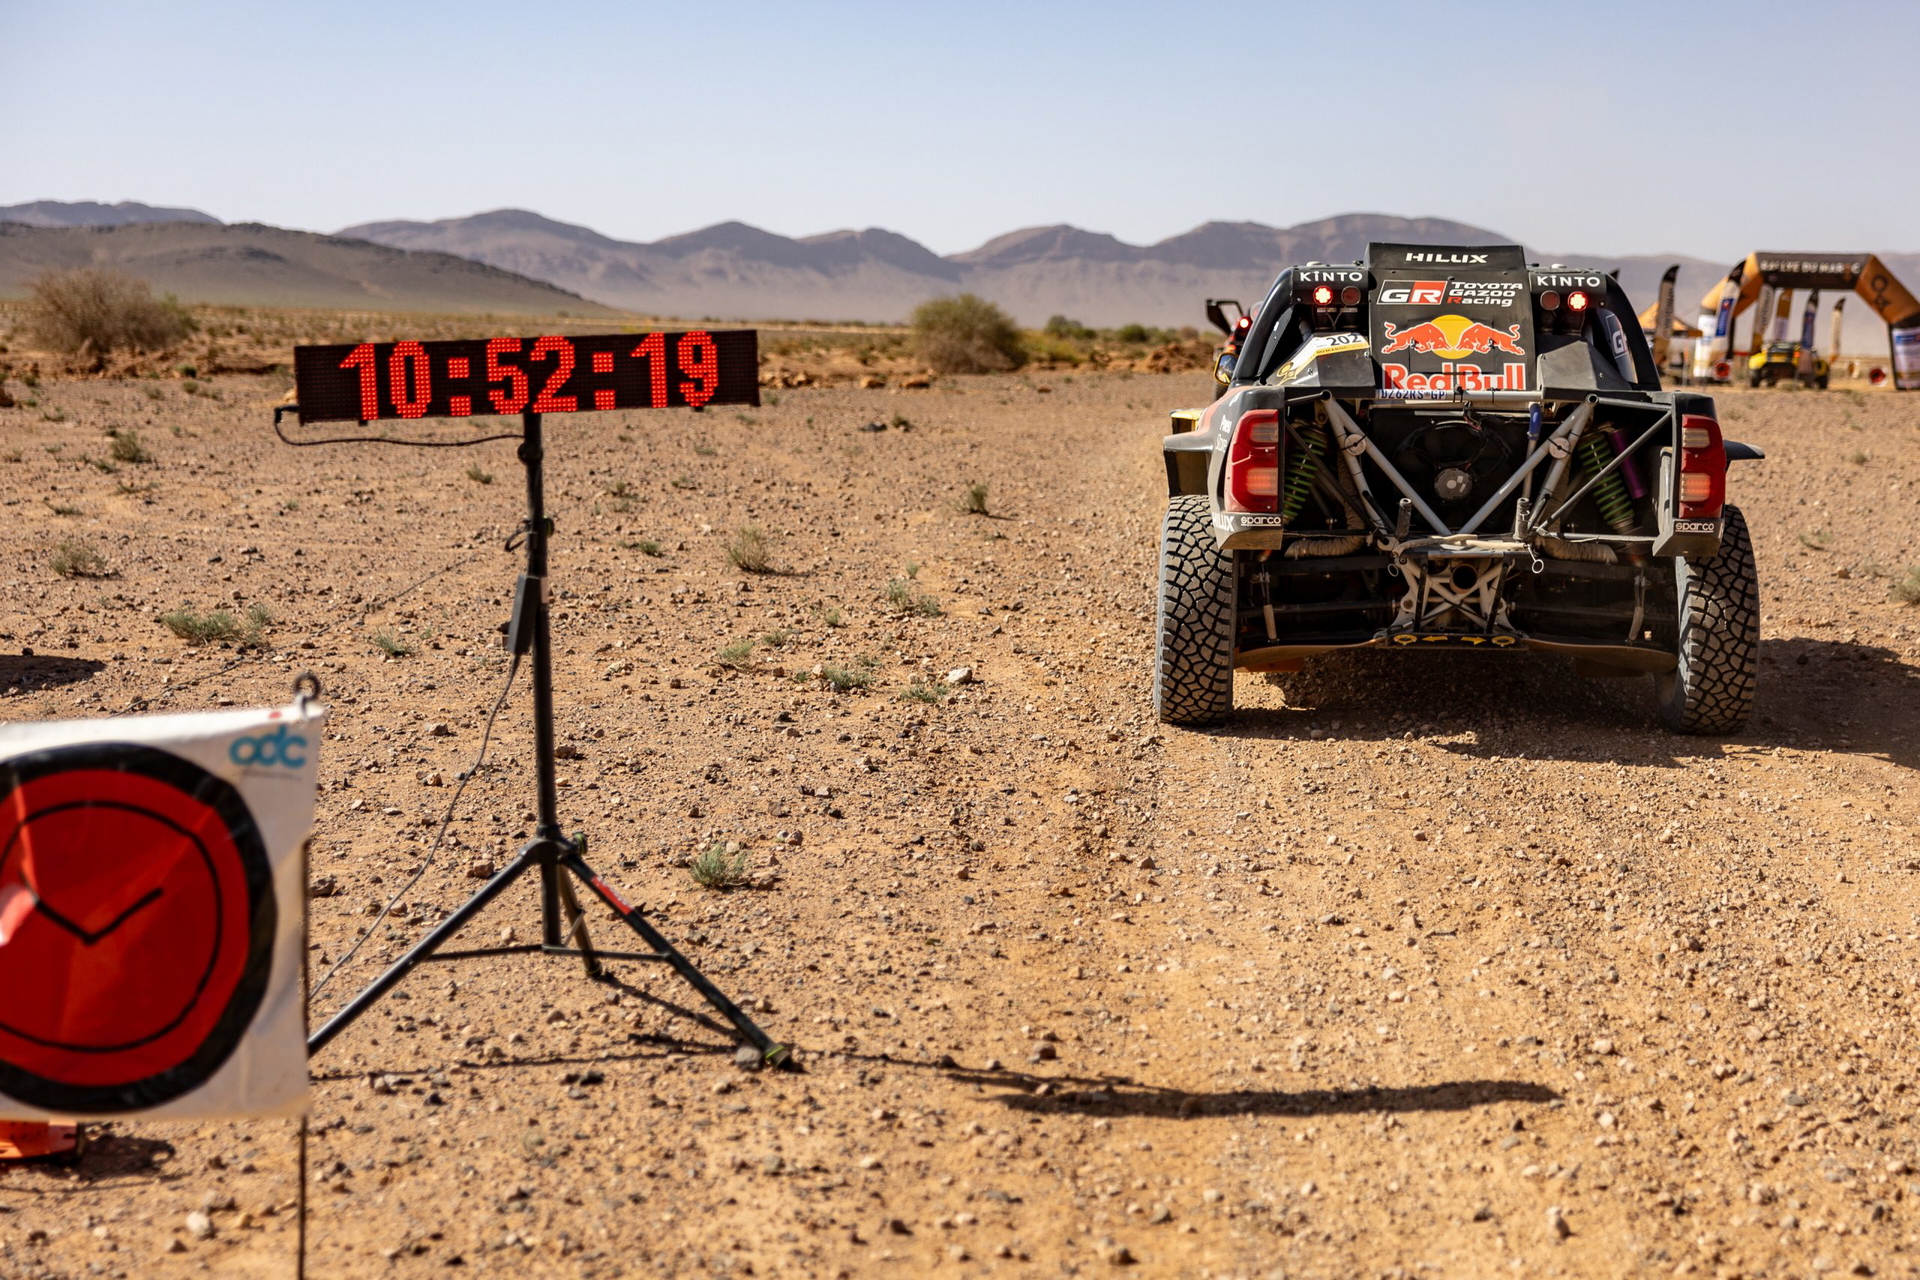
[0,702,323,1120]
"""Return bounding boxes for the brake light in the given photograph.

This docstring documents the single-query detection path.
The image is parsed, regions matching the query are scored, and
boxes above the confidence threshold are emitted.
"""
[1566,290,1590,313]
[1226,409,1282,513]
[1539,290,1562,311]
[1311,284,1334,307]
[1677,413,1726,519]
[1340,286,1361,306]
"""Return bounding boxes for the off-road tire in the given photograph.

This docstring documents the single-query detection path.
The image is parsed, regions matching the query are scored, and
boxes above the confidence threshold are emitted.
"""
[1655,504,1759,733]
[1154,495,1235,725]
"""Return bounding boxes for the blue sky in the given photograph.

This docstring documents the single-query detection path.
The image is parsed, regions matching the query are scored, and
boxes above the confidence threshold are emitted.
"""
[4,0,1911,257]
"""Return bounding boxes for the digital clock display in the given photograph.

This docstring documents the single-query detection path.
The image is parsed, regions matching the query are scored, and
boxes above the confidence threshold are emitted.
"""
[292,330,759,424]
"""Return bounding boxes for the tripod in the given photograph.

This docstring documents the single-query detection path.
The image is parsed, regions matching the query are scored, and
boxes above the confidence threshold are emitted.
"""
[305,411,791,1068]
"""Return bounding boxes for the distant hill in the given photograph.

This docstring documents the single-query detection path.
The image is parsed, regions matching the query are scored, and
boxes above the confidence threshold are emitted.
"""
[0,221,620,316]
[338,209,1529,328]
[0,200,221,228]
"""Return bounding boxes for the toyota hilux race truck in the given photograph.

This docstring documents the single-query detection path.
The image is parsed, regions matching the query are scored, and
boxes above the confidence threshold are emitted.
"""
[1157,242,1763,733]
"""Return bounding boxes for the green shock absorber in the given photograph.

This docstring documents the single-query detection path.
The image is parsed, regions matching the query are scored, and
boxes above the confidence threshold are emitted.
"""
[1576,434,1636,532]
[1280,421,1330,524]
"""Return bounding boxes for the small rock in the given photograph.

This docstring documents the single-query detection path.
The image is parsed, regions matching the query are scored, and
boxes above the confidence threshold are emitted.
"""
[1591,1037,1615,1056]
[308,875,339,898]
[427,722,451,737]
[734,1045,763,1071]
[1547,1205,1571,1239]
[946,666,975,685]
[465,859,496,880]
[1100,1238,1136,1265]
[186,1211,214,1240]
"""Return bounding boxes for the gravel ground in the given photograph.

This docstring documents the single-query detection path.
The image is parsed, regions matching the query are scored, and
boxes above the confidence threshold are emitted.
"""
[2,370,1919,1279]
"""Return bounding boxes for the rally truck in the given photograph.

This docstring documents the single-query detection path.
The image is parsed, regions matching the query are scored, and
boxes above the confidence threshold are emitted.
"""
[1157,242,1763,733]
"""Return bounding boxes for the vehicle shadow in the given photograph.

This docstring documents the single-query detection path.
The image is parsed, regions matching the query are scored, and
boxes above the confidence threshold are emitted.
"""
[1221,637,1920,768]
[945,1065,1558,1119]
[0,654,106,696]
[1227,648,1699,764]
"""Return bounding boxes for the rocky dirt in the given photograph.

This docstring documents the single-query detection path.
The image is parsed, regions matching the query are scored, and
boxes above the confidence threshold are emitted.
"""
[1,368,1918,1279]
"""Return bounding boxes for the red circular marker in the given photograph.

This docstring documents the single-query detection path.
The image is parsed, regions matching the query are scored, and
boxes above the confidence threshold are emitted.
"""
[0,744,274,1113]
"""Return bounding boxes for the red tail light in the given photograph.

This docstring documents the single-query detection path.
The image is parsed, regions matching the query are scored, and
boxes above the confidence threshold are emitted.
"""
[1226,409,1282,513]
[1678,413,1726,519]
[1311,284,1334,307]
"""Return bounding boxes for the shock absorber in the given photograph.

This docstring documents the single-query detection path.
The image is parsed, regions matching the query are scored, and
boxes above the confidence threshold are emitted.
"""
[1280,420,1330,524]
[1575,434,1637,532]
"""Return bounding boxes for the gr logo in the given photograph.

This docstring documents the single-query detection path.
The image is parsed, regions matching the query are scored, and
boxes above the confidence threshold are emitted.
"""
[228,723,308,769]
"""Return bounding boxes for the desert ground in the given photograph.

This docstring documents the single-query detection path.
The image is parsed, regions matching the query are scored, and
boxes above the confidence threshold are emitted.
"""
[2,362,1919,1280]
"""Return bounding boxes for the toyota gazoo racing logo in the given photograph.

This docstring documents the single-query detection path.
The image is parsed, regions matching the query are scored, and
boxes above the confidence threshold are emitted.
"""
[1380,314,1524,358]
[228,722,308,770]
[1379,280,1522,308]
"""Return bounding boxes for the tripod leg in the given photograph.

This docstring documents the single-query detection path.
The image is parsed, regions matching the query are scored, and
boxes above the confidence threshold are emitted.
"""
[562,853,794,1069]
[554,873,603,979]
[308,846,538,1054]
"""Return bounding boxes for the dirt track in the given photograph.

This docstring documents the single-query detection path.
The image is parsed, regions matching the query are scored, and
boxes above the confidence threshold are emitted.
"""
[3,369,1920,1279]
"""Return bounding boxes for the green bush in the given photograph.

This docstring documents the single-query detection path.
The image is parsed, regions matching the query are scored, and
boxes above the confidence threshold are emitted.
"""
[1044,314,1094,340]
[911,294,1026,374]
[25,269,194,358]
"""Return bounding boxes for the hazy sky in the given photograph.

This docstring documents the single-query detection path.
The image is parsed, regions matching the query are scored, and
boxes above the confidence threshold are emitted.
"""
[4,0,1911,257]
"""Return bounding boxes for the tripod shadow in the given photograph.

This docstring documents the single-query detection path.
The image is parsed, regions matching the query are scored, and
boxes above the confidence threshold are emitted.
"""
[943,1065,1558,1119]
[1,1131,177,1193]
[0,654,105,695]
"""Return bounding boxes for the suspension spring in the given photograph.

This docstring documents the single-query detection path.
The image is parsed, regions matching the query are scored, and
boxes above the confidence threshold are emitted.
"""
[1280,421,1330,524]
[1576,434,1637,532]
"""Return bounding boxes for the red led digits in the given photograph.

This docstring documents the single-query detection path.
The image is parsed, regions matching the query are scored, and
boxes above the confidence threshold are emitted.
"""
[631,332,669,407]
[299,331,755,423]
[528,336,578,412]
[590,350,616,409]
[390,341,432,418]
[486,338,530,413]
[448,353,472,417]
[678,331,718,407]
[339,343,379,421]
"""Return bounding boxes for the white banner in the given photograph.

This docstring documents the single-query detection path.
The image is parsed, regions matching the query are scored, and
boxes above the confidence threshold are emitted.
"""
[0,701,323,1120]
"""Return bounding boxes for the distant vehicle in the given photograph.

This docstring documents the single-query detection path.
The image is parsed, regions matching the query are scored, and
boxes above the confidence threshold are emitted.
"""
[1159,242,1765,733]
[1747,342,1828,389]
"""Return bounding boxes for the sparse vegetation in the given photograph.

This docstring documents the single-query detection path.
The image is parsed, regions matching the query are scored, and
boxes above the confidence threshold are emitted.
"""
[1894,567,1920,606]
[962,481,990,515]
[690,842,751,889]
[1798,528,1831,551]
[759,628,792,648]
[819,661,874,693]
[163,602,271,647]
[626,538,663,556]
[911,293,1026,374]
[24,268,194,360]
[813,603,844,628]
[1846,450,1869,465]
[887,577,942,617]
[106,427,150,464]
[50,539,110,578]
[715,637,756,669]
[371,630,415,658]
[466,464,494,484]
[900,679,947,704]
[727,525,775,574]
[694,442,718,456]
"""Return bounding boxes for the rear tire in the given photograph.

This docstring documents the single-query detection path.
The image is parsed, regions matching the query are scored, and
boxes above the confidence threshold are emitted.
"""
[1655,504,1759,733]
[1154,495,1235,726]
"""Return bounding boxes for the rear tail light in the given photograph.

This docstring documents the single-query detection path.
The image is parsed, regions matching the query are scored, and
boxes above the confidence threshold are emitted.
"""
[1677,413,1726,519]
[1226,409,1283,513]
[1340,286,1362,306]
[1311,284,1334,307]
[1539,290,1562,311]
[1566,290,1590,313]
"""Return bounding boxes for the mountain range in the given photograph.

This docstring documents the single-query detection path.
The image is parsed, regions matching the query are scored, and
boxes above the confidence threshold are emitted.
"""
[2,202,1912,350]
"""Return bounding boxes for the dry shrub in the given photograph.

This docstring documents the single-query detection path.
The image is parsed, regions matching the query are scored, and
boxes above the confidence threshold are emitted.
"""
[25,268,194,360]
[911,294,1026,374]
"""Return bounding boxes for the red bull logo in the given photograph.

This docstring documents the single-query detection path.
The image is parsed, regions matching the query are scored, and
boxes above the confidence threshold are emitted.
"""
[1379,314,1526,358]
[1382,361,1529,392]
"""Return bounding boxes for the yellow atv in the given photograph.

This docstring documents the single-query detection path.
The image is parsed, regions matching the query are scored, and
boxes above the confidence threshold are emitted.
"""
[1747,342,1828,389]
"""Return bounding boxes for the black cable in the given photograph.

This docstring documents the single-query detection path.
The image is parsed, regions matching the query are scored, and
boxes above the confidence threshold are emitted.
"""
[272,413,521,450]
[309,649,521,1000]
